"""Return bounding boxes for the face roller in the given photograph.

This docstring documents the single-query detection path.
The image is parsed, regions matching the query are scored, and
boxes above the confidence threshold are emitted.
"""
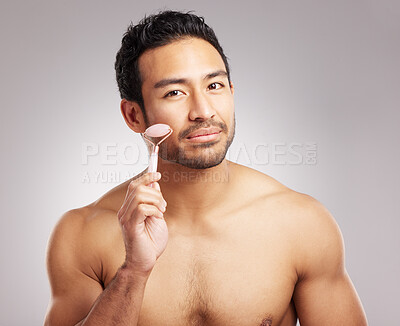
[143,124,173,173]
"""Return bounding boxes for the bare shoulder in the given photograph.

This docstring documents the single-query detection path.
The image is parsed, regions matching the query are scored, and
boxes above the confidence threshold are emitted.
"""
[228,161,290,201]
[49,203,120,252]
[47,206,120,285]
[231,162,344,277]
[231,162,339,224]
[49,171,143,248]
[47,176,136,283]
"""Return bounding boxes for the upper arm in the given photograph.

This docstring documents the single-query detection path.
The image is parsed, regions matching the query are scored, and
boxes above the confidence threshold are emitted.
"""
[44,210,104,326]
[292,198,368,325]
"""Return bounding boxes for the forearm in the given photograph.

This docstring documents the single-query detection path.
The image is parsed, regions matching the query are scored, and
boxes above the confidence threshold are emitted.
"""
[76,265,149,326]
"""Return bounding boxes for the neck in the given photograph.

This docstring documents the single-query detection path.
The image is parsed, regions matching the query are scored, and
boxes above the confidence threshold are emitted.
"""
[156,158,233,221]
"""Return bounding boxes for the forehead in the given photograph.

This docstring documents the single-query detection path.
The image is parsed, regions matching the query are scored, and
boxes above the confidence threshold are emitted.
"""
[138,37,227,85]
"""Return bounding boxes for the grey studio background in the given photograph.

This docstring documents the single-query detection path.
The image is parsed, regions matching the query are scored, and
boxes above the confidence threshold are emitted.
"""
[0,0,399,325]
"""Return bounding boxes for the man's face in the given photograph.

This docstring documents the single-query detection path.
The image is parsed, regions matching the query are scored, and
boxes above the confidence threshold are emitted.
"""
[138,37,235,169]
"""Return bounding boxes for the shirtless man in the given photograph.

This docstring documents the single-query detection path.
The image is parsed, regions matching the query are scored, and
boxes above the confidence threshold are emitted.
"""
[44,11,368,326]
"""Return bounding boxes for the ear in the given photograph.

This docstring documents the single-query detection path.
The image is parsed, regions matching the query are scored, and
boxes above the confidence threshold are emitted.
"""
[230,81,235,95]
[120,99,146,133]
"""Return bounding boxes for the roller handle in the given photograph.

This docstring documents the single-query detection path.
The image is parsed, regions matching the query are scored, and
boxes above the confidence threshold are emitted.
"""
[148,146,159,188]
[148,151,159,173]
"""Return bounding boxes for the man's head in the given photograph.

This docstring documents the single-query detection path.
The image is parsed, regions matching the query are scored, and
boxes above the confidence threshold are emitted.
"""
[115,10,231,119]
[116,11,235,169]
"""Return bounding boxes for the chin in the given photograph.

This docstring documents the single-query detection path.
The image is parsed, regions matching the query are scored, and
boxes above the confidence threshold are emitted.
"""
[159,131,234,170]
[177,156,225,170]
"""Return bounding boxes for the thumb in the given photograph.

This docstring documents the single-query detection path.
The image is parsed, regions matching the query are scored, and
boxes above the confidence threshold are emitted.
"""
[152,181,161,191]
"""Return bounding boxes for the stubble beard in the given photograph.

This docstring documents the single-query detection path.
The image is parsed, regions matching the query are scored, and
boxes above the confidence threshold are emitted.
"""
[158,118,235,170]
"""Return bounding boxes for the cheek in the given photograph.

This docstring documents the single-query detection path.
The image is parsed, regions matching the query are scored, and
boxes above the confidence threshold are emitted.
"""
[144,103,180,127]
[145,96,185,119]
[218,90,234,109]
[217,96,234,123]
[158,116,186,141]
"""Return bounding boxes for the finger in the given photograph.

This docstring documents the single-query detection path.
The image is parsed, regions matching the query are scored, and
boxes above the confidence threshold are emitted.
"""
[149,181,167,209]
[118,173,162,219]
[141,172,162,186]
[119,183,166,218]
[152,181,161,191]
[127,172,162,196]
[140,181,165,202]
[122,203,164,226]
[131,192,166,213]
[121,192,166,224]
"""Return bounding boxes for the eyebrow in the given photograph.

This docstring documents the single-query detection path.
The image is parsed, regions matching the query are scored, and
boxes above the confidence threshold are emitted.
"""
[153,70,228,89]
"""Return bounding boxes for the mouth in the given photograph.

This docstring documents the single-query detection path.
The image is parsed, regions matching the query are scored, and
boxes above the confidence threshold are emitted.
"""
[186,127,222,143]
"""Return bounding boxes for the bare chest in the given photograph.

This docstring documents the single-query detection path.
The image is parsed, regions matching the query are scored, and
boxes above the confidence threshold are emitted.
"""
[134,220,298,326]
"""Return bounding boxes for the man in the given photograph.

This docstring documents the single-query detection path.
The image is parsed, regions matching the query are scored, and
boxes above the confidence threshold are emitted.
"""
[44,11,368,326]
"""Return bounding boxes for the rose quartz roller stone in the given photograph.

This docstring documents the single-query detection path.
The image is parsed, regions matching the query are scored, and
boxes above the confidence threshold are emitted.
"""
[143,124,173,173]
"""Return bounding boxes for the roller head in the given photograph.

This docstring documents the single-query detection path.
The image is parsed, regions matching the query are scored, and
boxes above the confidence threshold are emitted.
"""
[144,124,172,138]
[143,124,173,175]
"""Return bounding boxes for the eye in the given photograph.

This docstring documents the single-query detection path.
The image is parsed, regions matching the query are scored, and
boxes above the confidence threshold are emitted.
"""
[208,82,224,91]
[164,90,184,98]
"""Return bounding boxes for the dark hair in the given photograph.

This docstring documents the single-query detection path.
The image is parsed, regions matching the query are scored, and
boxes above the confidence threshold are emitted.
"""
[114,10,231,115]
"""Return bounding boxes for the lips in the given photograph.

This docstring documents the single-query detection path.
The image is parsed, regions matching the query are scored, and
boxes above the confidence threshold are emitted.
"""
[186,127,221,139]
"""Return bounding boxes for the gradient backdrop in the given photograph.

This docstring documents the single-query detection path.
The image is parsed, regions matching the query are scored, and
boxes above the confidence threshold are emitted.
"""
[0,0,399,325]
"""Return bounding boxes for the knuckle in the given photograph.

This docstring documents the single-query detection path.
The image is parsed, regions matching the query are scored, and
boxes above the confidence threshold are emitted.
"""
[135,193,144,203]
[137,204,145,214]
[147,172,155,178]
[142,173,152,183]
[128,181,136,191]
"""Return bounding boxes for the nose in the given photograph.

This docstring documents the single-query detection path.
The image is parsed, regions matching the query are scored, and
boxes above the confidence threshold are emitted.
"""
[188,91,216,121]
